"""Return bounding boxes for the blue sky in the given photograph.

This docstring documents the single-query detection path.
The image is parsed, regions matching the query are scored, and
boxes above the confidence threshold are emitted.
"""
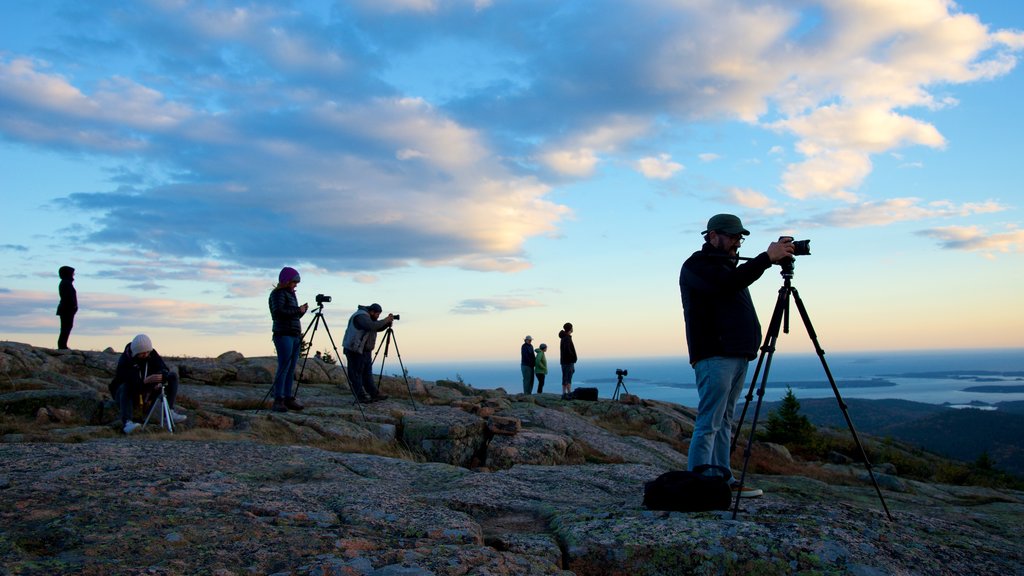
[1,0,1022,365]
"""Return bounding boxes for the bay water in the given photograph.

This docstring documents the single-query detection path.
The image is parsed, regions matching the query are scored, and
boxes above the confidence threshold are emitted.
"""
[410,348,1024,409]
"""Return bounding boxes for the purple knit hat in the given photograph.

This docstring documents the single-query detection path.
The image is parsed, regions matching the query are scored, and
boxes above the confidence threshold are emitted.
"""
[278,267,300,284]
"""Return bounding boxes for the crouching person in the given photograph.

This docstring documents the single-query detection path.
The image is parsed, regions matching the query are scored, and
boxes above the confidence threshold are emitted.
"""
[109,334,187,434]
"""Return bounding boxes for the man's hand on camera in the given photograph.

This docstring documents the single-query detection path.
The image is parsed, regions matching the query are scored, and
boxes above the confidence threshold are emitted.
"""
[766,239,796,263]
[385,313,394,324]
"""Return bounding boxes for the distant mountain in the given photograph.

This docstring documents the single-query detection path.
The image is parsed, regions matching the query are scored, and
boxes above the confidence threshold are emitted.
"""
[760,397,1024,477]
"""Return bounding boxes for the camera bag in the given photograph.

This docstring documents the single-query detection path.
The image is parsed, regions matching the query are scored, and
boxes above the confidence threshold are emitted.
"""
[642,465,732,512]
[571,387,598,401]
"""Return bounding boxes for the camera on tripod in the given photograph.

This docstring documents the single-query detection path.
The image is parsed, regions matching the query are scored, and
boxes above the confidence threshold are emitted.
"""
[615,368,628,377]
[779,236,811,256]
[316,294,332,304]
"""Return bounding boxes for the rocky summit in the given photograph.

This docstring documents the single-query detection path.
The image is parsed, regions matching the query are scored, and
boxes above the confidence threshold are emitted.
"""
[1,341,1022,575]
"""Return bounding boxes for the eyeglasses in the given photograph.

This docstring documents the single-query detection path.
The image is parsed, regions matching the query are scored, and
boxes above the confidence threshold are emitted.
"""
[717,231,745,244]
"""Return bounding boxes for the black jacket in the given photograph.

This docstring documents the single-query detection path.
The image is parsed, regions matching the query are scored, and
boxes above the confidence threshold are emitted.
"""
[56,266,77,317]
[269,288,305,336]
[679,243,772,365]
[559,331,577,365]
[108,344,169,398]
[521,342,536,366]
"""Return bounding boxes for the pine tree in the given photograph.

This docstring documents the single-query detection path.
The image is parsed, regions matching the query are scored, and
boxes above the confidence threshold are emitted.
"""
[764,386,815,445]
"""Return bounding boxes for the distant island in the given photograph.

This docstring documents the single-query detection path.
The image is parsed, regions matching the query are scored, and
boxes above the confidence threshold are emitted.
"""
[650,378,897,390]
[962,385,1024,394]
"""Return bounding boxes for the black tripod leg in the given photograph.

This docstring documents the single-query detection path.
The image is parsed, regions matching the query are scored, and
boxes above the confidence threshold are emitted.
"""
[294,310,324,398]
[317,316,366,421]
[732,284,788,519]
[733,281,790,452]
[385,329,417,411]
[790,288,893,521]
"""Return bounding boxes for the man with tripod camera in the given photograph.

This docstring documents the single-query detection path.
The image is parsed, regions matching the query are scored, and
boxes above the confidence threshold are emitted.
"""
[342,303,393,403]
[679,214,794,498]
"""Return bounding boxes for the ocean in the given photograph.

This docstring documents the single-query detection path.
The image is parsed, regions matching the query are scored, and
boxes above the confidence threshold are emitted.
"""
[409,348,1024,409]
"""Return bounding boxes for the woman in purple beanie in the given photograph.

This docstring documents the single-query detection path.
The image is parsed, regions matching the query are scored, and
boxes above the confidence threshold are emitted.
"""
[268,267,308,412]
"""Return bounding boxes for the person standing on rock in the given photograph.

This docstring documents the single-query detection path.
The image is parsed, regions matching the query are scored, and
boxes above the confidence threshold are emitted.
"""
[559,322,577,400]
[520,335,536,394]
[679,214,794,499]
[342,303,392,403]
[268,266,308,413]
[56,265,77,350]
[109,334,187,434]
[534,343,548,394]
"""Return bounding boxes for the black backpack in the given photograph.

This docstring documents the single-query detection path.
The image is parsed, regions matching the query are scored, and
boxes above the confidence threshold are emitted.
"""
[643,465,732,512]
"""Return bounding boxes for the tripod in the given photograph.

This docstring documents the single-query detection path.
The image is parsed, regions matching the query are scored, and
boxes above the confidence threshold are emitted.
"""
[612,371,630,400]
[730,259,893,521]
[372,326,418,410]
[142,383,175,433]
[259,302,366,419]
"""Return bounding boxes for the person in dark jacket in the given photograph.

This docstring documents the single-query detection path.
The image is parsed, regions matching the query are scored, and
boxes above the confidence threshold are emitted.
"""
[341,303,393,403]
[559,322,577,400]
[268,267,308,412]
[679,214,793,498]
[520,335,536,394]
[109,334,186,434]
[56,266,77,349]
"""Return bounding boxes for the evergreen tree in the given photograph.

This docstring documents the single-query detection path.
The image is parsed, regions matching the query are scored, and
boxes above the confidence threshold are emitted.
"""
[764,386,815,445]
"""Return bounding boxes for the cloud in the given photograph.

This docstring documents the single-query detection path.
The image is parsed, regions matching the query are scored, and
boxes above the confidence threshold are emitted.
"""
[810,198,1006,228]
[918,225,1024,256]
[0,0,1021,274]
[698,153,721,163]
[635,154,683,180]
[725,187,784,215]
[0,288,260,334]
[451,297,544,314]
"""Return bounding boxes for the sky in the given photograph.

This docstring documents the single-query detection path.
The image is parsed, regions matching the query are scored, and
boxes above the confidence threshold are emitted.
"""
[1,0,1023,367]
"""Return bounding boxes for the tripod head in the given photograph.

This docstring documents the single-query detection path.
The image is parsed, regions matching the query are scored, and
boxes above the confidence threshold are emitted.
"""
[778,256,795,280]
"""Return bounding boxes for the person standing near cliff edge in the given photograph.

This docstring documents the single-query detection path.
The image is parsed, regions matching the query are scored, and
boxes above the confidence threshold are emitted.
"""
[520,335,536,394]
[559,322,577,400]
[56,266,77,350]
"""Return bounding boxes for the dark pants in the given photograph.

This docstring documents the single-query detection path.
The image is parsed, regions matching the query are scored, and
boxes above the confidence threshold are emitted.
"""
[536,373,546,393]
[344,349,380,400]
[58,314,75,349]
[116,372,178,424]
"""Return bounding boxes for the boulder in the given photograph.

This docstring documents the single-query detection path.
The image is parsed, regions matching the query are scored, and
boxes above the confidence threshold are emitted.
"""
[0,389,104,423]
[401,407,488,466]
[485,431,584,469]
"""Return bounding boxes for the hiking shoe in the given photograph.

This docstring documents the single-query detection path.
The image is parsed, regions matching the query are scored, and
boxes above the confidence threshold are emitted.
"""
[356,395,374,404]
[731,484,764,498]
[284,397,304,411]
[170,410,187,423]
[123,421,141,435]
[370,394,389,403]
[271,399,288,412]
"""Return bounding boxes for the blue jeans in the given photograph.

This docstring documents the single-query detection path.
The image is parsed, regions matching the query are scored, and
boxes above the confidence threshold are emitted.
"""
[521,365,535,394]
[272,334,302,399]
[687,356,749,480]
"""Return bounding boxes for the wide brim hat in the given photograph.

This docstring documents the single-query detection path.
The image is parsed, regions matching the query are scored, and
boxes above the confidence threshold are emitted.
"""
[702,213,750,236]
